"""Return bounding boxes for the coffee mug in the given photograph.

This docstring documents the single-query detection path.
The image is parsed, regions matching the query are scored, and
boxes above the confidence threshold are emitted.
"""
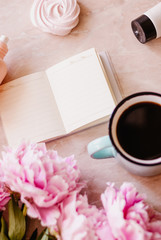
[87,92,161,176]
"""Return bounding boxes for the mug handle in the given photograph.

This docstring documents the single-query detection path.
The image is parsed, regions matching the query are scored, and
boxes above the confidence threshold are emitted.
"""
[87,135,116,159]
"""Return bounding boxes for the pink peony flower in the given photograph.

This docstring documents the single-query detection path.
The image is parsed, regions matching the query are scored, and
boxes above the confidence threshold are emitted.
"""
[1,141,161,240]
[50,192,107,240]
[99,182,161,240]
[0,182,10,211]
[0,142,81,226]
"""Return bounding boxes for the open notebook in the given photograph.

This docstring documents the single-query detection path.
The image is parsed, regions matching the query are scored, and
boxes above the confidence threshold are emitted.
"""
[0,48,122,147]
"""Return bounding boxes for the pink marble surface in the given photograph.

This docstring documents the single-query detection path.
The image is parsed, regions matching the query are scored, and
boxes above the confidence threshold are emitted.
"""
[0,0,161,217]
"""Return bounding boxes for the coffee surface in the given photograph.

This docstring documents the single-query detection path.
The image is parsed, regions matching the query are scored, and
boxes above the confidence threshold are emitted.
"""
[117,102,161,160]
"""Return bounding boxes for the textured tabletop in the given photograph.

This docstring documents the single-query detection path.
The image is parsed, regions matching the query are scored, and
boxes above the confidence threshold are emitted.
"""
[0,0,161,214]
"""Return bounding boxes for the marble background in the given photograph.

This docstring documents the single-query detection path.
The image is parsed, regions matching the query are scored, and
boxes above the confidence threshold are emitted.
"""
[0,0,161,216]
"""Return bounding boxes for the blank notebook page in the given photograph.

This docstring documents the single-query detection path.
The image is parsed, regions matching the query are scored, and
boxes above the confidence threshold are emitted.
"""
[0,72,65,146]
[46,48,116,132]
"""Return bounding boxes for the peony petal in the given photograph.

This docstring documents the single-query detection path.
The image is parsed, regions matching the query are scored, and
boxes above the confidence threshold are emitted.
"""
[0,142,81,227]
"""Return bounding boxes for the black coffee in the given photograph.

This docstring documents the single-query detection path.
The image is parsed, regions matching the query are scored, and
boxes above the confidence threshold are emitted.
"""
[117,102,161,160]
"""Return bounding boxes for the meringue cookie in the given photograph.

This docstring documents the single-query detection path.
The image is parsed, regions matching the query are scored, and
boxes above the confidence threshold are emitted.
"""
[30,0,80,36]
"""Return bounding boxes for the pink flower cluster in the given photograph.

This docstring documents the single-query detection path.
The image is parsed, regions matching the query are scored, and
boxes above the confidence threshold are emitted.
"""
[0,182,10,211]
[0,142,80,226]
[51,183,161,240]
[0,142,161,240]
[99,182,161,239]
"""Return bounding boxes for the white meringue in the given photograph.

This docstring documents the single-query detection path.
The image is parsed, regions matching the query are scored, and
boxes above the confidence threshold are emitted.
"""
[30,0,80,36]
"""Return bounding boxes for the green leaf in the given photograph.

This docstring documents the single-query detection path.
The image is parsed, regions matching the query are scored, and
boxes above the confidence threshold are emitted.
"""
[37,229,46,240]
[0,216,8,240]
[37,229,49,240]
[0,232,8,240]
[29,228,37,240]
[8,196,26,240]
[22,204,27,217]
[47,234,57,240]
[1,216,7,235]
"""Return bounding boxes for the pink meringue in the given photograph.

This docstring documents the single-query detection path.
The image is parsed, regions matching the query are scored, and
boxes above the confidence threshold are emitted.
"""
[30,0,80,36]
